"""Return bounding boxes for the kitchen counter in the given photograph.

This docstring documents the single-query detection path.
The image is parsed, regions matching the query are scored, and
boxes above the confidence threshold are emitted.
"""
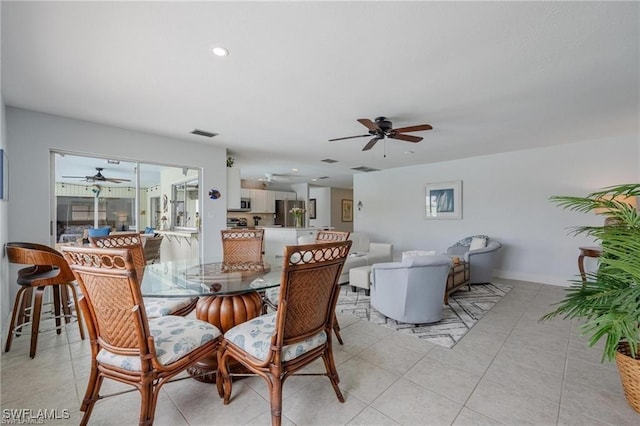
[263,227,320,257]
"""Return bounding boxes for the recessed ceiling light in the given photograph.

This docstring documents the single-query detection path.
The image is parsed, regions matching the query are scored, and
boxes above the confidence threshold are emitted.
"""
[292,168,298,172]
[212,46,229,57]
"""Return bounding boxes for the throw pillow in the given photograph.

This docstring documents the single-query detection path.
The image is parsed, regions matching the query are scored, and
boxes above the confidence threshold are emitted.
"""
[88,227,111,238]
[469,237,487,251]
[144,226,155,235]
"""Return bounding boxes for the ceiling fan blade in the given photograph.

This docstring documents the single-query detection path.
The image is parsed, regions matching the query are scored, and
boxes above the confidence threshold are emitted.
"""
[392,124,433,133]
[389,133,423,143]
[362,137,380,151]
[104,178,131,183]
[329,134,370,141]
[357,118,380,132]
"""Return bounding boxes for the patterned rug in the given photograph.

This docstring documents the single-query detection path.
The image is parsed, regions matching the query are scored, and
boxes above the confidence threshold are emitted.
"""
[336,281,512,348]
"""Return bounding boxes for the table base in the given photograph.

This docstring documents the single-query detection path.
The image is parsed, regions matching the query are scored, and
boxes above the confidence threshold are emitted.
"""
[189,291,263,383]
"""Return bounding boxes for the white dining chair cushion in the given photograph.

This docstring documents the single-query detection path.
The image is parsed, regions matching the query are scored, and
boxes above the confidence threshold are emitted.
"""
[96,316,221,371]
[224,313,327,362]
[143,297,197,318]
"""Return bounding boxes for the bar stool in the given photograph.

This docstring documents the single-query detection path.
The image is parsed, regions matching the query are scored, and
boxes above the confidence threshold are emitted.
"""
[5,242,85,358]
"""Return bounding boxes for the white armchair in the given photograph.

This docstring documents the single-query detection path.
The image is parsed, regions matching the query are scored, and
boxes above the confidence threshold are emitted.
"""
[370,255,452,324]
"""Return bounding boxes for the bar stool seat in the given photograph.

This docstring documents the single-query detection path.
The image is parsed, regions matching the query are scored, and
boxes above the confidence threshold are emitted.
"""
[5,242,85,358]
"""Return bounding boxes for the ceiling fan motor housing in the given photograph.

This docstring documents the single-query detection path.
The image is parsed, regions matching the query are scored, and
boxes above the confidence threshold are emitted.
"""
[373,117,393,134]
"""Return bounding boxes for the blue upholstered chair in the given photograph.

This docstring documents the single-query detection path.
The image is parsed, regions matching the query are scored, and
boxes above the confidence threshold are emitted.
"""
[370,255,452,324]
[446,235,502,284]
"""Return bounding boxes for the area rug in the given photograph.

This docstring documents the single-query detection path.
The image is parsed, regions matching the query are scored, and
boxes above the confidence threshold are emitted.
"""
[336,281,512,348]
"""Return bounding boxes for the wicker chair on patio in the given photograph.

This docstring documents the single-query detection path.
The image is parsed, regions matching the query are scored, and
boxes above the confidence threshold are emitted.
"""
[89,233,197,317]
[217,240,352,426]
[61,246,222,426]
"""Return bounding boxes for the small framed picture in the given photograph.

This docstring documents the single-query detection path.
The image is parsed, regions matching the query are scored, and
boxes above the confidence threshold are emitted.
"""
[342,199,353,222]
[425,181,462,219]
[309,198,317,219]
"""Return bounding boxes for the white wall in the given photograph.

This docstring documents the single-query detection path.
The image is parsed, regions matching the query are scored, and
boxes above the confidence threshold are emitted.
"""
[4,108,228,310]
[331,187,354,233]
[0,99,8,323]
[309,186,331,228]
[354,136,638,286]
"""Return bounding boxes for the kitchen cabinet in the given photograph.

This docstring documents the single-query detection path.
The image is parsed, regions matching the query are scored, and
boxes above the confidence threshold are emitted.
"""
[226,168,241,210]
[275,191,297,201]
[250,189,275,213]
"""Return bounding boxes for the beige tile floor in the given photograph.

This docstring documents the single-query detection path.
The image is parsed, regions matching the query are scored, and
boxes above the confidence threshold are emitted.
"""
[1,280,639,425]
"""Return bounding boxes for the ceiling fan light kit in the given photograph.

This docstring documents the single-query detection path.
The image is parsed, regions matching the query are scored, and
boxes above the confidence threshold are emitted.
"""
[329,116,433,151]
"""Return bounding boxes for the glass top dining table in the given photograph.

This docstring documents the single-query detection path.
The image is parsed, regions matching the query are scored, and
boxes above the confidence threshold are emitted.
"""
[140,255,283,298]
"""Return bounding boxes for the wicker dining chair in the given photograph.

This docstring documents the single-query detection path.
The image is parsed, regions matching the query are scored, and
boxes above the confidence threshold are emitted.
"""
[142,235,163,264]
[220,229,264,264]
[89,233,197,317]
[5,242,85,358]
[264,230,350,344]
[217,240,352,426]
[61,246,222,426]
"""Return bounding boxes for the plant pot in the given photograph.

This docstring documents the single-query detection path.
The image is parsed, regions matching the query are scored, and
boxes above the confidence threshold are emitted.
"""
[615,341,640,413]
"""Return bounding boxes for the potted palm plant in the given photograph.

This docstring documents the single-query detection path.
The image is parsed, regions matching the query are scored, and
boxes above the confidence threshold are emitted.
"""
[542,183,640,413]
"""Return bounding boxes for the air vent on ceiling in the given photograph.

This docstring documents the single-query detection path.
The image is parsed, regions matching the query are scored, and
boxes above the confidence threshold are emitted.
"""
[321,159,338,163]
[351,166,380,172]
[316,176,329,180]
[190,129,219,138]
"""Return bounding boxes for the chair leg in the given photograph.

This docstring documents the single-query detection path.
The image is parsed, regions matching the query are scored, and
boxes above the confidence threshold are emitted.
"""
[216,348,233,404]
[29,286,46,358]
[268,375,283,426]
[5,286,29,352]
[321,350,345,403]
[138,380,155,426]
[333,315,344,345]
[80,375,104,426]
[52,285,63,335]
[16,287,33,336]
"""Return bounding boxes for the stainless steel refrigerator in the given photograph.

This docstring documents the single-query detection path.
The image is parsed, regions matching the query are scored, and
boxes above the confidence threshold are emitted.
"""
[275,199,305,227]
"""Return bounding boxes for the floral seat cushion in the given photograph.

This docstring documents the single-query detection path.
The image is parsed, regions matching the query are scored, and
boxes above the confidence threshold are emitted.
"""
[96,316,221,371]
[143,297,197,318]
[224,313,327,362]
[264,287,280,306]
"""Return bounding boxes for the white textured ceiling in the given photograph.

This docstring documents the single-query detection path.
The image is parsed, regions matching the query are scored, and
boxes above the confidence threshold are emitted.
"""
[2,1,638,189]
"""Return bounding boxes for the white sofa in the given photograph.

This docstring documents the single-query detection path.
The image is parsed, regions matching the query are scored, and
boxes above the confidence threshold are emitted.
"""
[340,233,392,284]
[297,232,392,284]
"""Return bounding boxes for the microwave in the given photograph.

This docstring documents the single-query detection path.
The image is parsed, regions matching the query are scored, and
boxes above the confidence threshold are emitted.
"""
[240,197,251,210]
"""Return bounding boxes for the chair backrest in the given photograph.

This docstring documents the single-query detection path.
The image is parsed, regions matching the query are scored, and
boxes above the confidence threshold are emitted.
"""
[6,242,76,285]
[274,240,351,346]
[143,235,163,264]
[61,246,151,355]
[88,233,146,281]
[220,229,264,264]
[315,230,350,243]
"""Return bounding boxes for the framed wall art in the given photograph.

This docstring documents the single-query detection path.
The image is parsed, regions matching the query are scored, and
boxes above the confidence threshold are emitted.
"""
[425,180,462,219]
[342,199,353,222]
[309,198,317,219]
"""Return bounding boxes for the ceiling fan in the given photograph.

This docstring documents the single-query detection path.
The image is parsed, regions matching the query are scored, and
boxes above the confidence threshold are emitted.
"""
[62,167,132,184]
[258,172,295,183]
[329,116,433,151]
